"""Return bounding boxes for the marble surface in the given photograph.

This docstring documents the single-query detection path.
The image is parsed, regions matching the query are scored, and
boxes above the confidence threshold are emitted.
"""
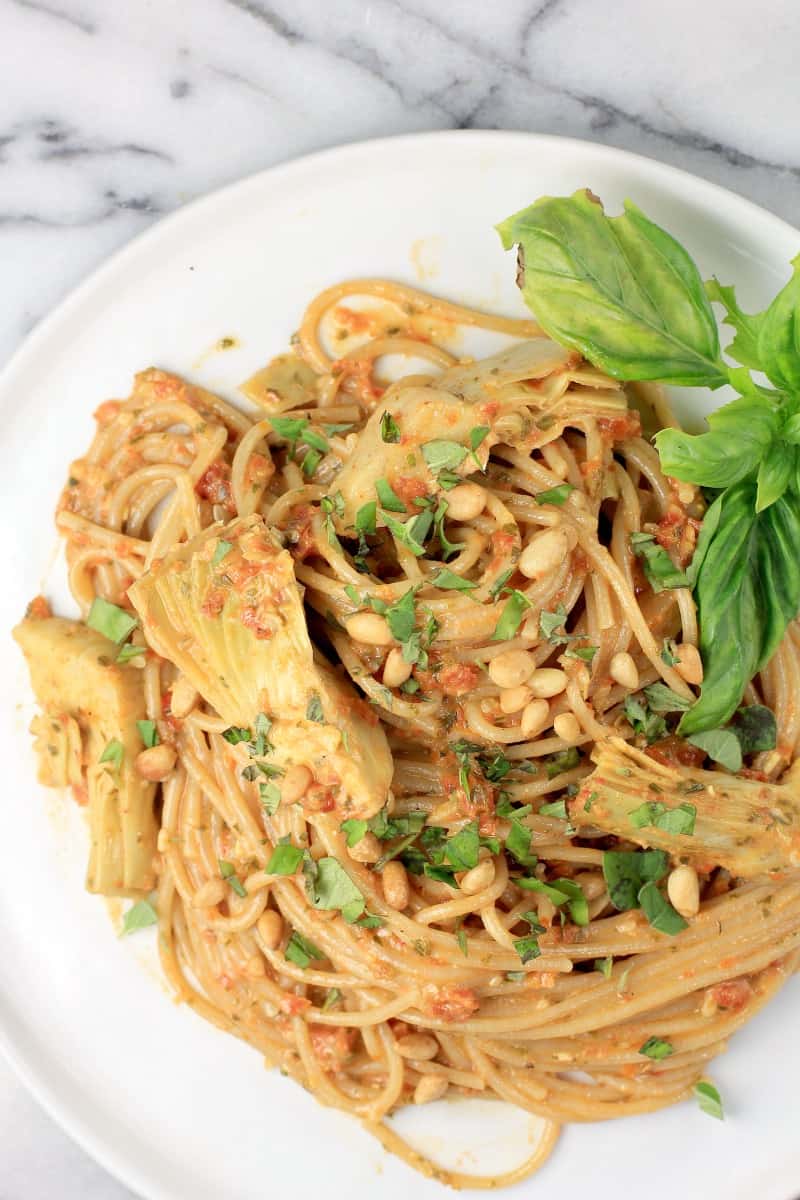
[1,0,798,1196]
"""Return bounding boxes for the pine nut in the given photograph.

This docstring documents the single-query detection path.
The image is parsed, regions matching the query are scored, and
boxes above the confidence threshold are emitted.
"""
[345,611,393,646]
[676,481,696,506]
[170,675,198,719]
[347,831,382,863]
[518,528,570,580]
[280,764,313,805]
[667,865,700,918]
[413,1074,449,1104]
[500,685,532,714]
[520,697,550,737]
[382,861,410,910]
[444,483,486,521]
[609,651,639,691]
[192,878,227,908]
[675,643,704,686]
[245,953,266,978]
[396,1034,439,1060]
[528,668,567,698]
[135,743,177,781]
[488,649,535,689]
[460,859,496,894]
[553,712,581,743]
[257,909,284,950]
[383,647,412,688]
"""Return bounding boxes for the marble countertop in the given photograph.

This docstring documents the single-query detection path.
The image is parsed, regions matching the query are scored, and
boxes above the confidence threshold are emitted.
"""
[1,0,798,1196]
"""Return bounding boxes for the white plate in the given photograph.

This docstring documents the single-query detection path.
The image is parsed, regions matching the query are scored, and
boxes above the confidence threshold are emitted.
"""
[1,131,799,1200]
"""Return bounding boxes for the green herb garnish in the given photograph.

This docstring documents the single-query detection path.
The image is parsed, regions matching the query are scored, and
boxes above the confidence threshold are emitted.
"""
[87,596,138,644]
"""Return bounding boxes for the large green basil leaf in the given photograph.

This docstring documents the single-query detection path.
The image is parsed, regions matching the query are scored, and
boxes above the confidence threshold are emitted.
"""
[705,278,765,369]
[679,482,800,734]
[655,394,781,488]
[497,190,727,387]
[756,441,796,512]
[757,258,800,392]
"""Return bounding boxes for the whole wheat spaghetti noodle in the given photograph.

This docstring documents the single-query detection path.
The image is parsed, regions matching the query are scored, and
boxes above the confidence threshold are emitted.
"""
[14,276,800,1189]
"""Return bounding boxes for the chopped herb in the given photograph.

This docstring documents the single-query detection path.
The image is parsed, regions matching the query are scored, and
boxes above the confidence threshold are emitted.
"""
[595,955,613,979]
[218,859,247,898]
[538,797,568,818]
[539,604,569,643]
[535,483,574,506]
[639,1036,674,1060]
[306,694,324,723]
[638,881,688,934]
[629,800,696,836]
[455,921,469,957]
[564,644,598,663]
[341,818,368,847]
[380,411,401,443]
[630,532,689,592]
[492,589,531,640]
[423,863,459,887]
[602,849,669,912]
[469,425,491,457]
[307,857,365,922]
[385,588,417,643]
[320,492,345,546]
[489,568,515,599]
[444,821,480,871]
[136,719,159,749]
[505,819,537,868]
[121,899,158,936]
[259,781,281,814]
[661,638,680,667]
[687,727,742,772]
[116,643,146,663]
[269,414,309,453]
[87,596,138,644]
[266,843,304,875]
[546,747,580,779]
[212,539,233,566]
[382,509,433,557]
[731,704,777,754]
[421,439,468,474]
[355,500,377,535]
[400,678,420,694]
[322,987,342,1011]
[694,1080,724,1120]
[518,876,589,925]
[513,936,542,964]
[323,423,354,436]
[301,447,322,477]
[357,913,385,929]
[432,498,462,560]
[250,712,273,757]
[285,930,323,968]
[222,726,250,745]
[432,568,477,592]
[643,683,692,713]
[99,739,124,769]
[375,477,406,512]
[477,749,514,782]
[624,694,667,744]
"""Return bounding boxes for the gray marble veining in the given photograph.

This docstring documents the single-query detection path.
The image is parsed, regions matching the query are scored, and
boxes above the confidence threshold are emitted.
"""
[1,1,798,1197]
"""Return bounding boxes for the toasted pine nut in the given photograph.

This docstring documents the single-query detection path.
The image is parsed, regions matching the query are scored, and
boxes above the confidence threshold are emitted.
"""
[460,859,496,894]
[245,953,266,978]
[280,764,313,805]
[488,649,535,689]
[345,611,393,646]
[347,831,382,863]
[518,528,570,580]
[257,909,284,950]
[170,675,198,718]
[528,668,567,698]
[553,712,581,743]
[675,481,696,506]
[675,643,704,686]
[667,865,700,918]
[396,1034,439,1060]
[413,1074,449,1104]
[135,743,177,781]
[192,878,227,908]
[383,647,412,688]
[520,697,550,737]
[609,651,639,690]
[382,861,410,910]
[444,483,486,521]
[500,684,532,714]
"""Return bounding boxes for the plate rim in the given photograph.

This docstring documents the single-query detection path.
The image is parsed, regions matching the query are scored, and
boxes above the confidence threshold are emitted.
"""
[2,127,799,1200]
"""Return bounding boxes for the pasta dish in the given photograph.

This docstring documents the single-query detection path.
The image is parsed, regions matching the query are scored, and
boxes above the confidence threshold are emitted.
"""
[14,190,800,1188]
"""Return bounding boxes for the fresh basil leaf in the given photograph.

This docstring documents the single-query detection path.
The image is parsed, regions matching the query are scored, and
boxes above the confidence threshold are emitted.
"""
[121,899,158,936]
[380,411,401,443]
[519,877,588,925]
[385,588,417,643]
[656,394,780,489]
[679,482,800,734]
[116,643,146,664]
[624,694,667,743]
[322,987,342,1010]
[630,532,689,592]
[355,500,377,534]
[756,440,795,512]
[222,726,250,745]
[730,704,777,754]
[212,539,233,567]
[506,819,537,867]
[629,800,666,829]
[491,589,531,640]
[307,857,365,921]
[444,821,480,871]
[488,568,515,599]
[642,683,692,713]
[595,955,614,979]
[655,803,696,835]
[536,483,574,506]
[306,693,324,723]
[87,596,138,644]
[136,719,159,749]
[301,447,322,477]
[421,440,468,474]
[694,1080,724,1120]
[685,492,723,588]
[602,849,669,911]
[285,930,323,968]
[513,935,542,964]
[564,644,597,663]
[705,277,765,370]
[756,257,800,392]
[218,859,247,898]
[431,569,477,592]
[382,510,432,556]
[546,747,579,779]
[99,739,124,769]
[639,1036,674,1060]
[259,781,281,814]
[266,843,304,875]
[498,190,726,387]
[539,604,568,643]
[538,798,568,818]
[423,863,459,887]
[432,498,462,561]
[456,925,469,956]
[638,880,688,934]
[687,728,742,772]
[341,819,368,847]
[375,478,406,512]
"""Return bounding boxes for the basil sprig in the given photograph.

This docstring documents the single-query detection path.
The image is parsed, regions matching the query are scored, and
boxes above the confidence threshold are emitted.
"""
[500,191,800,733]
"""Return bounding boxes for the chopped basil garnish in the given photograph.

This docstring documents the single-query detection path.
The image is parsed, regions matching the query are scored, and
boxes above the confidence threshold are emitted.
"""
[694,1080,724,1120]
[535,483,574,506]
[687,727,742,772]
[285,930,323,968]
[116,643,146,663]
[218,859,247,898]
[491,589,531,640]
[443,821,480,871]
[375,477,406,512]
[306,694,324,723]
[222,726,250,745]
[212,539,233,567]
[630,532,689,592]
[259,781,281,814]
[341,818,368,847]
[380,411,401,443]
[121,899,158,936]
[595,955,613,979]
[629,800,697,836]
[731,704,777,754]
[431,568,477,592]
[136,719,159,749]
[546,747,580,779]
[307,856,365,923]
[538,798,568,818]
[382,509,432,556]
[643,683,692,713]
[355,500,377,535]
[421,439,468,474]
[99,739,124,769]
[266,843,304,875]
[639,1036,674,1060]
[87,596,138,644]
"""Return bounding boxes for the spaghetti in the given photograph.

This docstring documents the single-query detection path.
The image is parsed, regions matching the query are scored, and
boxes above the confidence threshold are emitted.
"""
[14,278,800,1188]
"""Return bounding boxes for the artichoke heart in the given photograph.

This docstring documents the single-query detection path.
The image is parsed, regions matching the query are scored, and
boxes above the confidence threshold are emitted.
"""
[129,514,392,819]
